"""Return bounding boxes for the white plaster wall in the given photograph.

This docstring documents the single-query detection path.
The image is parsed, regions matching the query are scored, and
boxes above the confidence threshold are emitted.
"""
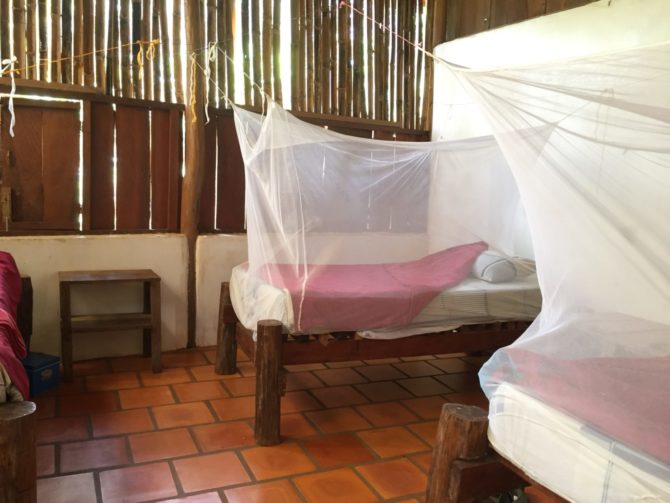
[432,0,670,141]
[195,234,248,347]
[0,234,188,360]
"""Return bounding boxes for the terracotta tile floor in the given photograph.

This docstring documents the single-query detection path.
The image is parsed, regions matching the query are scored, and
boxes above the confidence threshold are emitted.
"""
[35,347,490,502]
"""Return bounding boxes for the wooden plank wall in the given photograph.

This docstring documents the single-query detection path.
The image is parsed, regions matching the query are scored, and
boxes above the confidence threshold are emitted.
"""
[0,0,435,130]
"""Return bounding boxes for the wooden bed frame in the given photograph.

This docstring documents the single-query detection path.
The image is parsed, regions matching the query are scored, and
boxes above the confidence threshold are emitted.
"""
[213,282,532,445]
[425,403,567,503]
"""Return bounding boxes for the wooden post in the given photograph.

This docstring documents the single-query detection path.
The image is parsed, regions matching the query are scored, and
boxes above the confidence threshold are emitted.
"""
[225,0,235,105]
[305,0,314,112]
[254,320,283,445]
[241,0,251,105]
[297,0,306,111]
[59,281,73,382]
[251,0,262,106]
[0,401,37,503]
[181,0,206,349]
[95,0,106,90]
[206,0,217,104]
[173,0,184,102]
[262,0,272,97]
[426,404,489,503]
[141,0,152,99]
[121,0,134,97]
[38,0,47,79]
[83,0,94,86]
[61,0,73,83]
[215,282,237,375]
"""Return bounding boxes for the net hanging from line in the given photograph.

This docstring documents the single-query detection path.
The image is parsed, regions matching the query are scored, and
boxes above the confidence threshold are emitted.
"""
[227,38,670,499]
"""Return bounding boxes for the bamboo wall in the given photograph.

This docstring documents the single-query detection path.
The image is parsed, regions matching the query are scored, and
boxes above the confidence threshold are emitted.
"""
[0,0,435,130]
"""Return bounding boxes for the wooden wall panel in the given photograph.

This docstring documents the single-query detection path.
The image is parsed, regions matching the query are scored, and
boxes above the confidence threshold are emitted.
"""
[198,118,217,231]
[89,102,116,230]
[215,115,245,232]
[150,108,181,230]
[41,108,80,228]
[546,0,593,14]
[491,0,530,28]
[115,105,150,230]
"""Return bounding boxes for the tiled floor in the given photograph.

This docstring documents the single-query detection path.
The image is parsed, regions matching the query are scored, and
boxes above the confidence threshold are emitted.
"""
[34,347,491,503]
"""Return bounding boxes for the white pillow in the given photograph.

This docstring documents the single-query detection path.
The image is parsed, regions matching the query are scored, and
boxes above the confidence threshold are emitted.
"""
[472,251,517,283]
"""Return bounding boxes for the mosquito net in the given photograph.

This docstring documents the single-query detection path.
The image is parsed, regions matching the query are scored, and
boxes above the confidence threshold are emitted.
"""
[455,41,670,497]
[232,103,536,334]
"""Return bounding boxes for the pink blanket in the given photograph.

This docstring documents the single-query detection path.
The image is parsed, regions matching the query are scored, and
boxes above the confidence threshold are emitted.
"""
[0,252,28,399]
[261,242,487,332]
[507,348,670,464]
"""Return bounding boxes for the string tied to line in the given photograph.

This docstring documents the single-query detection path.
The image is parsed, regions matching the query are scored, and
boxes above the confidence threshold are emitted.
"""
[136,38,161,83]
[0,57,18,138]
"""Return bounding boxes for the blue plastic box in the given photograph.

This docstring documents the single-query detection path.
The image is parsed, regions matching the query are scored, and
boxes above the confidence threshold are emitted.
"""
[22,352,61,396]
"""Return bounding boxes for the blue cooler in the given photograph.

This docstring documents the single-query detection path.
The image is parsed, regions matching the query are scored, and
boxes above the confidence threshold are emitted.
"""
[22,352,61,396]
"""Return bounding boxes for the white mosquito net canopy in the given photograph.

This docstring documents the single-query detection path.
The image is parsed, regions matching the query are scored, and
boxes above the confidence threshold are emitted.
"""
[231,38,669,497]
[232,103,534,334]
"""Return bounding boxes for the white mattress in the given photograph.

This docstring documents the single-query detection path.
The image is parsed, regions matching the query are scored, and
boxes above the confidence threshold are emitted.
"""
[488,383,670,502]
[229,264,541,339]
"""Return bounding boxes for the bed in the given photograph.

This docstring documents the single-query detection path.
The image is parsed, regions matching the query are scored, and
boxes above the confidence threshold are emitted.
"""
[215,246,541,445]
[426,352,670,502]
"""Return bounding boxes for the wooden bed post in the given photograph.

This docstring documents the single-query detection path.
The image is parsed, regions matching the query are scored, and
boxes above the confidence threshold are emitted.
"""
[215,282,237,375]
[426,404,489,503]
[0,401,37,503]
[254,320,283,446]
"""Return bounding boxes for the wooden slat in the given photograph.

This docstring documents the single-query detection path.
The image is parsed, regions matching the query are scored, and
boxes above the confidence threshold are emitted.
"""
[83,0,94,86]
[241,0,252,105]
[313,0,322,113]
[225,0,235,105]
[306,0,315,112]
[215,114,245,232]
[546,0,594,14]
[251,0,262,106]
[491,0,530,29]
[329,0,338,114]
[198,116,217,231]
[13,0,27,80]
[150,108,174,229]
[115,105,150,230]
[353,0,364,116]
[26,0,37,80]
[152,3,162,100]
[207,0,217,104]
[291,0,300,110]
[173,0,184,102]
[262,0,272,96]
[272,0,282,103]
[61,0,72,83]
[52,0,63,83]
[0,1,11,65]
[41,107,80,229]
[95,0,106,90]
[297,0,306,111]
[217,0,227,106]
[89,102,115,230]
[38,0,47,78]
[70,313,153,332]
[121,0,133,96]
[141,0,152,100]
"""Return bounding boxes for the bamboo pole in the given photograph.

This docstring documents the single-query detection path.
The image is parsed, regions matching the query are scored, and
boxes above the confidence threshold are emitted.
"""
[83,0,94,86]
[173,0,184,102]
[111,0,121,94]
[182,0,206,349]
[159,0,171,101]
[73,0,83,84]
[121,0,133,96]
[320,0,330,114]
[415,0,426,129]
[297,0,306,111]
[262,0,272,97]
[313,0,321,113]
[395,0,404,125]
[153,2,162,100]
[305,0,314,112]
[141,0,152,99]
[251,0,261,106]
[375,0,384,120]
[13,0,27,80]
[225,0,235,105]
[0,1,10,64]
[405,0,415,129]
[26,0,36,80]
[337,0,348,114]
[272,0,282,103]
[366,0,375,119]
[61,0,72,83]
[423,0,440,131]
[95,0,106,90]
[290,0,299,109]
[352,0,364,117]
[52,0,62,83]
[216,0,226,106]
[206,0,217,104]
[329,0,337,114]
[241,0,251,104]
[38,0,47,79]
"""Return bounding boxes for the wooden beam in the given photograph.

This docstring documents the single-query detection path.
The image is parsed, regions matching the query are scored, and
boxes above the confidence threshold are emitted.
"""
[181,0,206,348]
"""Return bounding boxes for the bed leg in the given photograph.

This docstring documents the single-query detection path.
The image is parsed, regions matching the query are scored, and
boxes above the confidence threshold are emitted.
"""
[0,401,37,503]
[254,320,283,446]
[426,404,489,503]
[215,282,237,375]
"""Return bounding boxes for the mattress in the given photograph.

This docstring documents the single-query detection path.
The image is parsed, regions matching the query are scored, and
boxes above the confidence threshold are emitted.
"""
[230,264,541,339]
[488,383,670,502]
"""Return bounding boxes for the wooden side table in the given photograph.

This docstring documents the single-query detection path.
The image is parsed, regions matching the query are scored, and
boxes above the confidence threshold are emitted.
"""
[59,269,162,381]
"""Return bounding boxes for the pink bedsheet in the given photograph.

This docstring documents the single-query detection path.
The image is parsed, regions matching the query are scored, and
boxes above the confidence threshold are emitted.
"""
[260,242,487,332]
[0,252,28,399]
[507,348,670,465]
